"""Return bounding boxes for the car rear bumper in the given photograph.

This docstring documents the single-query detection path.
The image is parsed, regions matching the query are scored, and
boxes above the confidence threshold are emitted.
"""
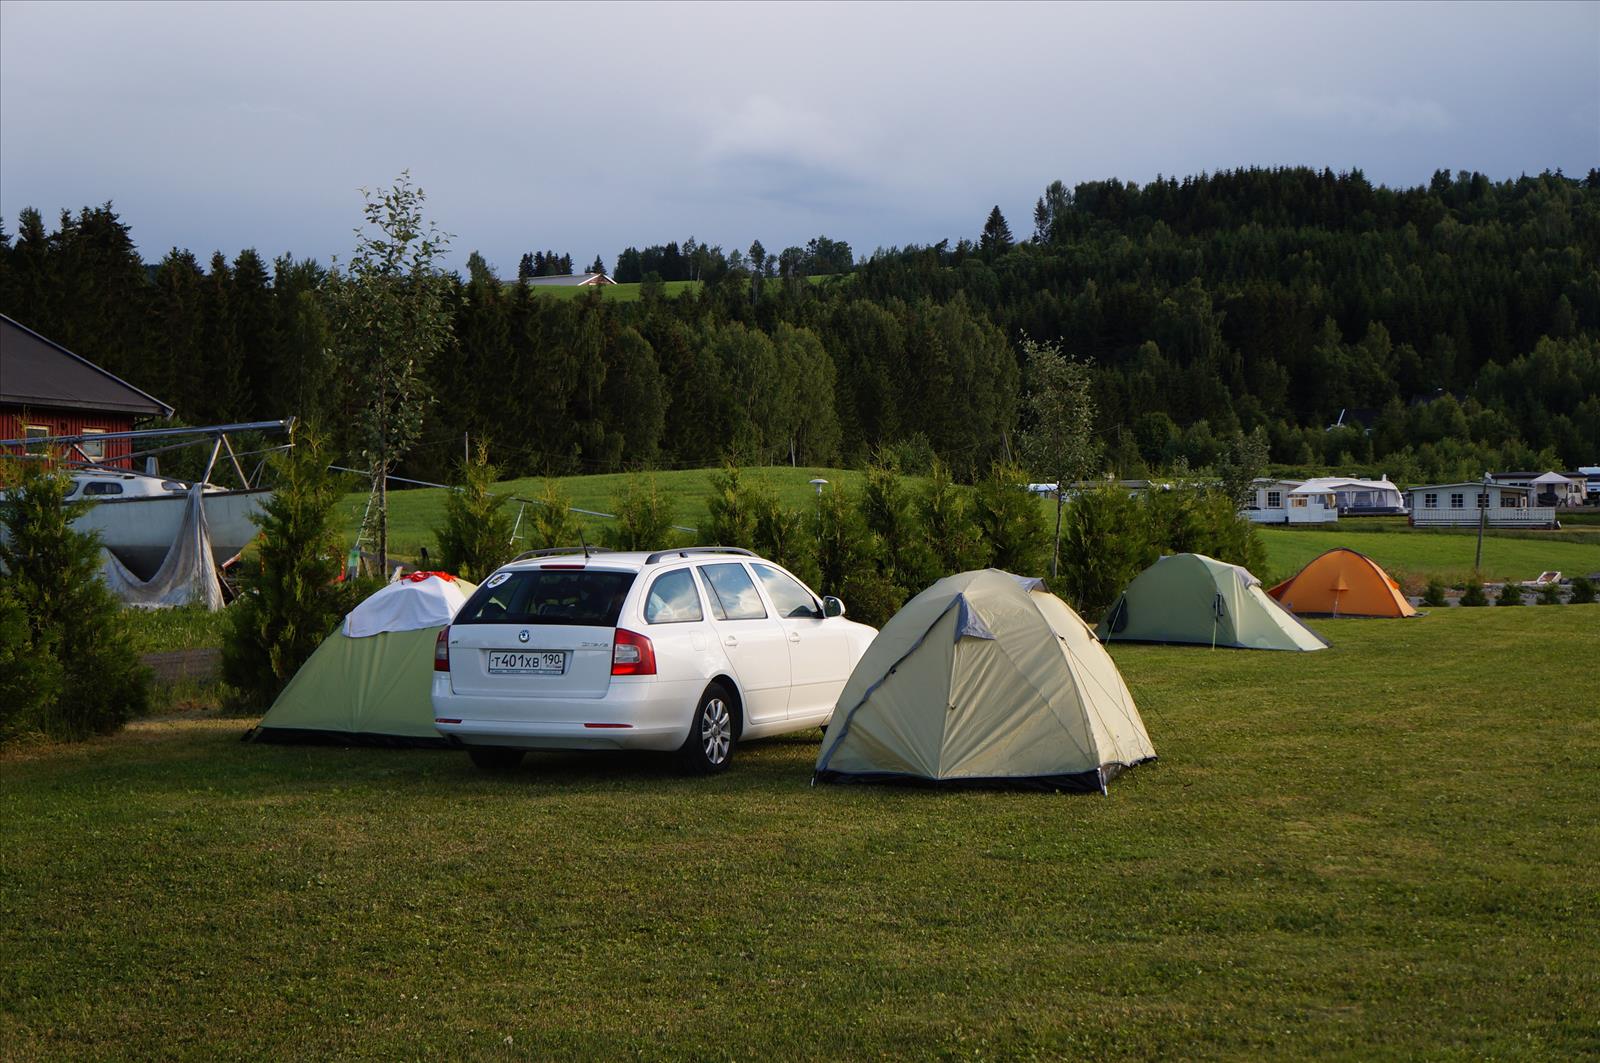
[431,675,699,752]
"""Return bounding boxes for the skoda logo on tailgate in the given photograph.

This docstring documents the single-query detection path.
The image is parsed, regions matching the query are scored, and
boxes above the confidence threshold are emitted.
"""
[518,630,530,643]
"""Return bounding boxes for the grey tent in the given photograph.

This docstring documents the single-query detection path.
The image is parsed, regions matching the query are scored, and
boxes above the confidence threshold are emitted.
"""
[815,570,1156,792]
[1099,553,1329,651]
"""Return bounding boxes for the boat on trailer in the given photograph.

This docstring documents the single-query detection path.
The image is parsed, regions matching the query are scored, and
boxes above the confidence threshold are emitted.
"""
[1,419,289,581]
[59,469,268,580]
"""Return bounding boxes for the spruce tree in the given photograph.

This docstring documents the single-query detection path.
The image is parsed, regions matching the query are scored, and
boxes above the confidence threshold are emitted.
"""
[979,205,1014,258]
[435,442,515,581]
[0,459,149,740]
[222,427,352,707]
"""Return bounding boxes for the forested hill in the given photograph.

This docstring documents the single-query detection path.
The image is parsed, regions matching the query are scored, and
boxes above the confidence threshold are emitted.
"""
[2,166,1597,484]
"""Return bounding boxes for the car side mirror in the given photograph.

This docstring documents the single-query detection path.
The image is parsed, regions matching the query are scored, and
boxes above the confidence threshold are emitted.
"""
[823,596,845,618]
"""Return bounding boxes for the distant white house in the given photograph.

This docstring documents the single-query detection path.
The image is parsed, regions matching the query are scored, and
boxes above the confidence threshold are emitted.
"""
[1489,471,1587,507]
[1245,475,1404,524]
[1245,478,1338,524]
[524,272,616,287]
[1576,467,1600,502]
[1405,481,1557,527]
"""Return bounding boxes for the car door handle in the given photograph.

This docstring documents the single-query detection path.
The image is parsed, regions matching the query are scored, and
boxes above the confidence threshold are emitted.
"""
[724,636,738,647]
[788,632,801,643]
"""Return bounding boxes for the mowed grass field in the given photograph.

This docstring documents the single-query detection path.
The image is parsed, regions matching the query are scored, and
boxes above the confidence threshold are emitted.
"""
[514,274,840,302]
[341,466,1600,587]
[3,607,1596,1058]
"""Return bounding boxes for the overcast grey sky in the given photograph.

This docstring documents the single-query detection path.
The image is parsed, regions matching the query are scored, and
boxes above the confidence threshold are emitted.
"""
[2,1,1596,274]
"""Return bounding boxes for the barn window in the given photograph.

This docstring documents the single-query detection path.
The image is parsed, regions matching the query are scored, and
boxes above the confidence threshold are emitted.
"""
[80,429,106,460]
[1450,493,1464,509]
[1423,493,1437,509]
[24,424,50,453]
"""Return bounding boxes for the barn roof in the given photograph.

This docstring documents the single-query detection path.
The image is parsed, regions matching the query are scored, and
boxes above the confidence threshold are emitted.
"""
[0,314,173,417]
[523,272,615,287]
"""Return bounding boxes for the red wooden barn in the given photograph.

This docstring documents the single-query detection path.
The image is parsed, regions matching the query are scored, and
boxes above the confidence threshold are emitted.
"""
[0,314,173,469]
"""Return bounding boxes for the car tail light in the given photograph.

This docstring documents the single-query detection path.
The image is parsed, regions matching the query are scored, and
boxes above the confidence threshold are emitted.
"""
[611,629,656,676]
[434,627,450,672]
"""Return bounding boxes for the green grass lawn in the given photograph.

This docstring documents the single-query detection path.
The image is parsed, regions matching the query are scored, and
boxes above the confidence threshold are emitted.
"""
[516,275,841,302]
[339,466,870,560]
[342,466,1600,590]
[4,606,1596,1057]
[1253,526,1600,589]
[122,605,232,655]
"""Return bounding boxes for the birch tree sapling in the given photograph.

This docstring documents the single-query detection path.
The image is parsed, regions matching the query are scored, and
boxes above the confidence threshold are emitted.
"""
[1018,336,1100,578]
[327,173,452,576]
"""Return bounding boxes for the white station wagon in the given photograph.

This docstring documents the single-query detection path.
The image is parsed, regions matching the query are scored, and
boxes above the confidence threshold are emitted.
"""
[431,547,878,773]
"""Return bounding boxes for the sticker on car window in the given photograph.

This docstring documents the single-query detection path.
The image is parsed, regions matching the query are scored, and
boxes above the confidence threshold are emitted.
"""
[485,572,511,588]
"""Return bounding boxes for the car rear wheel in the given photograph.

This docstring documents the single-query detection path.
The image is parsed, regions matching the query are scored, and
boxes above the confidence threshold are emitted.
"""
[467,746,525,771]
[679,684,736,774]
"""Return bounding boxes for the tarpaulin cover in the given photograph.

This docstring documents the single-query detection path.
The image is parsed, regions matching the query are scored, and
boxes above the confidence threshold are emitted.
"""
[97,486,225,611]
[344,573,472,637]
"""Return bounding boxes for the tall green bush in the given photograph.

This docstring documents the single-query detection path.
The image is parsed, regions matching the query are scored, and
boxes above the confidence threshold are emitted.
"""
[0,459,149,741]
[222,428,353,708]
[1495,581,1524,606]
[1460,579,1488,606]
[528,479,583,550]
[1422,579,1449,607]
[815,484,900,626]
[973,463,1050,576]
[701,463,760,549]
[1056,486,1154,618]
[919,459,985,575]
[602,475,677,551]
[749,481,819,589]
[860,460,936,598]
[435,442,515,580]
[1537,581,1564,605]
[1145,485,1266,573]
[0,582,59,742]
[1569,576,1596,604]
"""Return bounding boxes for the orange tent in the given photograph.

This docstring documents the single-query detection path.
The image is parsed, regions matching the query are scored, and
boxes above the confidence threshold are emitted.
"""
[1268,548,1417,618]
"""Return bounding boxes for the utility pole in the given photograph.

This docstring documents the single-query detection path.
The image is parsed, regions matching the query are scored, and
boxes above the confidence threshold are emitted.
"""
[1474,470,1489,572]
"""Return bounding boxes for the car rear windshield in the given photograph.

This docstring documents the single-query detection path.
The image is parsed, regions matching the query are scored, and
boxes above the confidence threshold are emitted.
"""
[455,569,637,626]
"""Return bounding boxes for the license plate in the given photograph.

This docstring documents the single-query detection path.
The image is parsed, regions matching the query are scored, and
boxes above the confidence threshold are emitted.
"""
[487,650,568,675]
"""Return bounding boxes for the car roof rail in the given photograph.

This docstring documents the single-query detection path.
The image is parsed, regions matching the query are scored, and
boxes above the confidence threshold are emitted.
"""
[509,546,616,563]
[644,546,758,565]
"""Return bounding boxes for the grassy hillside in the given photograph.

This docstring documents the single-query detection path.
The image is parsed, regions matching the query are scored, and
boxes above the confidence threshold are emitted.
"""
[338,466,867,558]
[515,274,841,302]
[5,607,1596,1057]
[341,467,1600,587]
[520,278,703,301]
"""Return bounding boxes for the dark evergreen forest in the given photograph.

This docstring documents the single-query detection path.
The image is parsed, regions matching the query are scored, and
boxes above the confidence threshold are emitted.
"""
[2,166,1596,484]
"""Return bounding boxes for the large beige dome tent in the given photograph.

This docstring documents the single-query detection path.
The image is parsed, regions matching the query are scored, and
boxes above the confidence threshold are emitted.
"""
[247,573,477,746]
[1098,553,1328,652]
[815,570,1156,792]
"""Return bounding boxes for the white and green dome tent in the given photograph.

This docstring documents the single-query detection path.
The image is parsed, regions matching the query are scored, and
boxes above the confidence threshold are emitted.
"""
[815,570,1156,793]
[1098,553,1328,652]
[248,573,477,747]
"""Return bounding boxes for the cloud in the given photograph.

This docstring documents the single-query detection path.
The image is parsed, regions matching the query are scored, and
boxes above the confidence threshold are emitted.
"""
[703,95,861,172]
[1273,90,1454,135]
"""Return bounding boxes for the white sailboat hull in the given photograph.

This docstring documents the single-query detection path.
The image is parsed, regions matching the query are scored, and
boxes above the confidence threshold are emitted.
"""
[75,490,269,580]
